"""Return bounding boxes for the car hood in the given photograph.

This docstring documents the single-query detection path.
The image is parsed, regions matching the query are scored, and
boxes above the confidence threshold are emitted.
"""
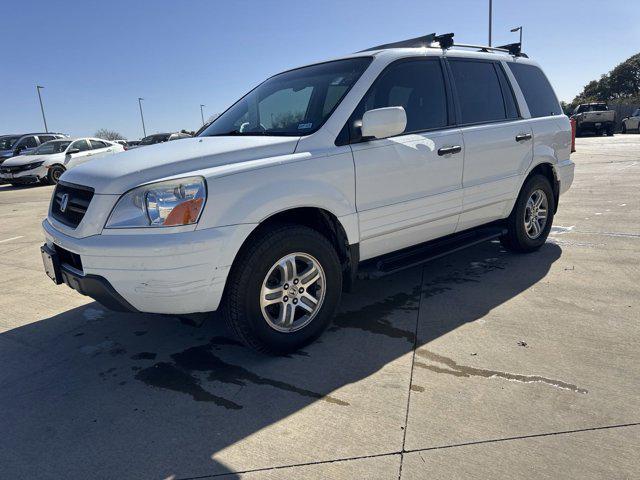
[2,153,61,166]
[62,136,300,194]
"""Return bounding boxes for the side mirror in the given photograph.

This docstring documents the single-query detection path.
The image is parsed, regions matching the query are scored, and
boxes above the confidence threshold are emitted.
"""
[67,148,80,155]
[361,107,407,140]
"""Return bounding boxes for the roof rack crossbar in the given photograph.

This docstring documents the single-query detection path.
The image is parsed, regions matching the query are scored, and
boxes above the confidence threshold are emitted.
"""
[358,34,526,57]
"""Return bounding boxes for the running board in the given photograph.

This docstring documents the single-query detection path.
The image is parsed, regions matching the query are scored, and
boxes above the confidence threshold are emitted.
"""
[357,226,507,279]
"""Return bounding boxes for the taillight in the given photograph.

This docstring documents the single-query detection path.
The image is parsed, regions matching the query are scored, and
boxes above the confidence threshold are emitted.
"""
[123,146,128,151]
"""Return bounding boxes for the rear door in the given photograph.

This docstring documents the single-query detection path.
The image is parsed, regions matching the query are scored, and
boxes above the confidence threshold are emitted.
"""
[88,139,114,158]
[350,57,464,260]
[446,57,532,231]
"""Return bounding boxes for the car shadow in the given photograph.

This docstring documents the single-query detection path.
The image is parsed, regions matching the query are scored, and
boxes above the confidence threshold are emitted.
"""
[0,240,561,479]
[0,182,50,191]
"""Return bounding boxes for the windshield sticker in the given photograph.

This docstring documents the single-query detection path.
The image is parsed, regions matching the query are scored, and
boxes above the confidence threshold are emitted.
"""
[298,123,313,130]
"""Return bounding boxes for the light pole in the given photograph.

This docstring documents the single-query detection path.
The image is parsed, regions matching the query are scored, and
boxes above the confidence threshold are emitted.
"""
[36,85,48,133]
[488,0,493,46]
[138,97,147,137]
[200,104,206,125]
[510,26,523,45]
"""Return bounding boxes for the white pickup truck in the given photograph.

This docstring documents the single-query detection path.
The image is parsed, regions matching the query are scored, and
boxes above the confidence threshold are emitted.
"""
[41,34,574,354]
[571,102,616,136]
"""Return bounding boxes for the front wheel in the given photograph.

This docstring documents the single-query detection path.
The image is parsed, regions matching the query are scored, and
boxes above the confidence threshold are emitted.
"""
[501,174,555,253]
[47,165,65,184]
[222,224,342,355]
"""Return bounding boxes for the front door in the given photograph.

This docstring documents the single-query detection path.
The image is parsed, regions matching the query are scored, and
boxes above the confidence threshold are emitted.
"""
[349,58,464,260]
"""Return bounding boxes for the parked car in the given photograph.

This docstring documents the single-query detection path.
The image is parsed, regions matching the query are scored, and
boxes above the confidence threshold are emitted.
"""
[621,108,640,133]
[571,103,615,136]
[41,33,574,354]
[112,139,129,148]
[129,132,191,149]
[0,137,124,185]
[0,133,67,164]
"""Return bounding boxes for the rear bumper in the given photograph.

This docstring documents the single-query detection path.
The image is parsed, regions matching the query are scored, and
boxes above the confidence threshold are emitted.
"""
[556,159,575,195]
[42,219,256,314]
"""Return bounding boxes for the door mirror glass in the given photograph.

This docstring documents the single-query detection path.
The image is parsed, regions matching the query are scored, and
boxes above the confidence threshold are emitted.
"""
[67,148,80,155]
[361,107,407,139]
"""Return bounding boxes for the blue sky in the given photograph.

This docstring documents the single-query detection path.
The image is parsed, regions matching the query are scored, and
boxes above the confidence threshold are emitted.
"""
[3,0,639,140]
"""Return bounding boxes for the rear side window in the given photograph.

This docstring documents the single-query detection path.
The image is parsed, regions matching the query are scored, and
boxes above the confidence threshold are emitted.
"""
[449,59,507,124]
[90,140,107,149]
[349,59,448,139]
[508,63,561,118]
[18,136,38,148]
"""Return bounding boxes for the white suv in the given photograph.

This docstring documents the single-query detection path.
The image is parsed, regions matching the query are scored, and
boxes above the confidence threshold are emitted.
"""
[41,34,574,354]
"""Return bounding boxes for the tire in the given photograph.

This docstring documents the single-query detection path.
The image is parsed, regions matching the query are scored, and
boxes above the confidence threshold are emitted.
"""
[500,174,555,253]
[606,126,614,136]
[47,165,65,184]
[221,224,342,355]
[621,123,627,134]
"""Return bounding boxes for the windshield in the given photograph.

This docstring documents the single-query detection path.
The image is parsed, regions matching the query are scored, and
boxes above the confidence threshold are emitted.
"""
[577,104,608,113]
[34,140,72,155]
[0,136,21,150]
[200,57,372,137]
[139,134,171,145]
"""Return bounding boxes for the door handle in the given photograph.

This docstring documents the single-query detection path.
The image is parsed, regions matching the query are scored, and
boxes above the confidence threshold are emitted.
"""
[515,133,532,142]
[437,145,462,156]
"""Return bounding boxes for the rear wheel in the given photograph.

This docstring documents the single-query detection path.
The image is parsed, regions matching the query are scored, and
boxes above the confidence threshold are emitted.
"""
[501,174,555,253]
[47,165,65,184]
[222,224,342,355]
[606,126,614,136]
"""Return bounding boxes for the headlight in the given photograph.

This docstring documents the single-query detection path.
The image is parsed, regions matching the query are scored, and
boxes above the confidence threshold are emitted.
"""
[27,161,44,169]
[105,176,206,228]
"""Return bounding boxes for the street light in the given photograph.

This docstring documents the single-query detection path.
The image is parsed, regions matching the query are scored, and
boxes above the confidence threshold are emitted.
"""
[138,97,147,137]
[510,26,523,45]
[200,104,206,125]
[36,85,48,133]
[488,0,493,46]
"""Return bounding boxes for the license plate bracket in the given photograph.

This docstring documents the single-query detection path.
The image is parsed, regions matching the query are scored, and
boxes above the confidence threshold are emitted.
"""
[41,244,62,284]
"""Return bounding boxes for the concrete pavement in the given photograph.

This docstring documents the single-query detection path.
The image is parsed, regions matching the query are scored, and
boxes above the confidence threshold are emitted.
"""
[0,134,638,479]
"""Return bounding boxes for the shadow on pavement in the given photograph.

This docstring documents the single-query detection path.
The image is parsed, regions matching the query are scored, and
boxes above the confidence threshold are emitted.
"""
[0,240,561,479]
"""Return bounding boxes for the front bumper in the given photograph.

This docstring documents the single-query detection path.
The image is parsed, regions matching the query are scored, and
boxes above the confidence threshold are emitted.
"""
[0,165,47,183]
[42,219,255,314]
[556,158,575,195]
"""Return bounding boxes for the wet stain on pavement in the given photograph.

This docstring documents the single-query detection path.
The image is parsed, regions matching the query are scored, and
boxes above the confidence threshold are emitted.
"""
[415,349,588,394]
[135,362,242,409]
[131,352,157,360]
[134,338,349,408]
[330,287,421,342]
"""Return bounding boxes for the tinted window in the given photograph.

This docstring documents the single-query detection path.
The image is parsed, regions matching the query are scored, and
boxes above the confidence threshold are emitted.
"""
[0,136,21,149]
[349,59,448,139]
[71,140,90,151]
[201,57,372,137]
[18,136,38,148]
[38,135,56,144]
[508,63,561,118]
[90,140,107,149]
[495,65,519,119]
[34,140,71,154]
[449,60,506,124]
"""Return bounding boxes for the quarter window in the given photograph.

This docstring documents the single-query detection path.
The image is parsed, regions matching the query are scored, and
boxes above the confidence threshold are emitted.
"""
[449,59,507,124]
[508,63,561,118]
[18,136,38,148]
[349,59,448,140]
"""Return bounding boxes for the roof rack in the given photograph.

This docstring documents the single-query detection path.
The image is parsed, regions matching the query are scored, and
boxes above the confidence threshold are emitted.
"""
[358,33,527,57]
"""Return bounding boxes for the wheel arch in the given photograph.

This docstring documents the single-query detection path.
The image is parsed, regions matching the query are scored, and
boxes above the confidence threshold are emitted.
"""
[525,162,560,213]
[229,206,359,293]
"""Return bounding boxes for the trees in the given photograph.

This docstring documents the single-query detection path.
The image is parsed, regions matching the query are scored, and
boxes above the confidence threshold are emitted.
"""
[94,128,125,141]
[570,53,640,109]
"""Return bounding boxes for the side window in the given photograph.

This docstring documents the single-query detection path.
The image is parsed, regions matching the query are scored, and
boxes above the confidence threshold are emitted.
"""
[38,135,56,144]
[449,59,507,124]
[18,136,38,148]
[508,63,561,118]
[71,140,90,151]
[495,65,519,119]
[90,140,107,149]
[349,59,448,140]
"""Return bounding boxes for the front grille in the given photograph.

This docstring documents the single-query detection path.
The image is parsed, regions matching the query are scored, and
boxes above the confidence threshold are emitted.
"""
[54,244,83,272]
[51,182,94,229]
[0,163,36,174]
